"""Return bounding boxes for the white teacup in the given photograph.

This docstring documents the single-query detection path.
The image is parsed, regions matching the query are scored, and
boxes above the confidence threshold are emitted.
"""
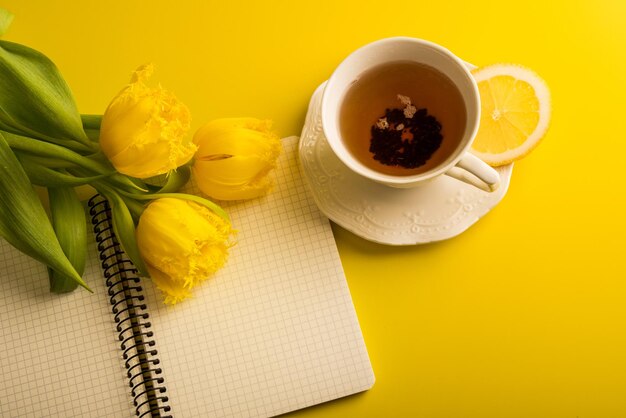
[321,37,500,192]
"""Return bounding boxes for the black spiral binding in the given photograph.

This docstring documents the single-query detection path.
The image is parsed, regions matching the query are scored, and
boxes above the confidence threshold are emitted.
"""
[88,195,172,418]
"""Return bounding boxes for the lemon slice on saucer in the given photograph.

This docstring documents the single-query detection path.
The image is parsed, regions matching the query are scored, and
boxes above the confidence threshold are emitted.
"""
[471,64,551,166]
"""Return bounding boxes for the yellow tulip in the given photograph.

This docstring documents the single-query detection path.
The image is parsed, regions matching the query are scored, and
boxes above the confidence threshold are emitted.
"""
[99,64,196,179]
[135,197,233,305]
[192,118,282,200]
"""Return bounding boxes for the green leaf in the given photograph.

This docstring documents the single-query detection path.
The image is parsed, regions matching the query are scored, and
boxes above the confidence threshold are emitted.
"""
[0,216,33,256]
[0,132,91,291]
[48,187,87,293]
[0,8,14,36]
[97,186,149,277]
[0,40,91,149]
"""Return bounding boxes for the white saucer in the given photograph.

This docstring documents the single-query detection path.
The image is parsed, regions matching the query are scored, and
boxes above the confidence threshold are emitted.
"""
[298,81,513,246]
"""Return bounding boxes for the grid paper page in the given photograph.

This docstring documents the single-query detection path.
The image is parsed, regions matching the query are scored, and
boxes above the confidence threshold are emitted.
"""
[0,224,133,417]
[142,136,374,417]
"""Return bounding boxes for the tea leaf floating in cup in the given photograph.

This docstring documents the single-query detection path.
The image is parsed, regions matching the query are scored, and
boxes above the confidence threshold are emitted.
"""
[370,94,443,169]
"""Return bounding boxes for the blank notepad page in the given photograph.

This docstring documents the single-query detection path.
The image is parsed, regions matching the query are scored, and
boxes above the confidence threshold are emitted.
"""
[0,234,132,417]
[143,136,375,417]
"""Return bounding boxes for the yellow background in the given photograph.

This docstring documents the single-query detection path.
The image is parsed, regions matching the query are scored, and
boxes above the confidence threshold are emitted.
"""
[5,0,626,416]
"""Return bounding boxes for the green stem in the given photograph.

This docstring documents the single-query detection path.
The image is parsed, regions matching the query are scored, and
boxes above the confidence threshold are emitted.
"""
[70,166,147,194]
[81,114,102,130]
[4,133,144,193]
[81,115,102,143]
[93,182,149,277]
[0,123,97,153]
[13,151,74,168]
[91,178,145,219]
[5,131,114,175]
[19,156,108,187]
[84,128,100,142]
[118,190,230,222]
[119,195,145,222]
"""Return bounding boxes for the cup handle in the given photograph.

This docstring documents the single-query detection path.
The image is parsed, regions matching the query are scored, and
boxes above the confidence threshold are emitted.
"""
[445,153,500,192]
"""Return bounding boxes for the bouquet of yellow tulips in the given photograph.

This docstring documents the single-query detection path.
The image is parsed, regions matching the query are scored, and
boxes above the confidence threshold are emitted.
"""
[0,9,281,304]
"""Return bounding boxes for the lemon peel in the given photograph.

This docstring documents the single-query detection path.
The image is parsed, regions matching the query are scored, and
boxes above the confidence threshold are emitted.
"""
[471,64,551,166]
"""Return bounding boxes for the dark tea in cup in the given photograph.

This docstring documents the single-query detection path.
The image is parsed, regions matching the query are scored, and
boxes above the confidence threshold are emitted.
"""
[339,61,467,176]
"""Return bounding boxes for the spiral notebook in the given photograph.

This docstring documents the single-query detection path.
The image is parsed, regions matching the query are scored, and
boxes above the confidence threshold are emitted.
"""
[0,136,374,417]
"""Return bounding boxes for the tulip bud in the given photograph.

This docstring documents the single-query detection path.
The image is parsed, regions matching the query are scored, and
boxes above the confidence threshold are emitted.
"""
[192,118,282,200]
[99,64,196,179]
[136,198,233,304]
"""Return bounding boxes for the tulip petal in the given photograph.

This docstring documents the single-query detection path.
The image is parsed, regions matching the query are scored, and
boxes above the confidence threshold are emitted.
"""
[195,154,273,186]
[192,118,282,201]
[194,154,276,200]
[193,175,273,201]
[145,264,191,305]
[136,198,232,297]
[195,127,279,159]
[99,65,196,178]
